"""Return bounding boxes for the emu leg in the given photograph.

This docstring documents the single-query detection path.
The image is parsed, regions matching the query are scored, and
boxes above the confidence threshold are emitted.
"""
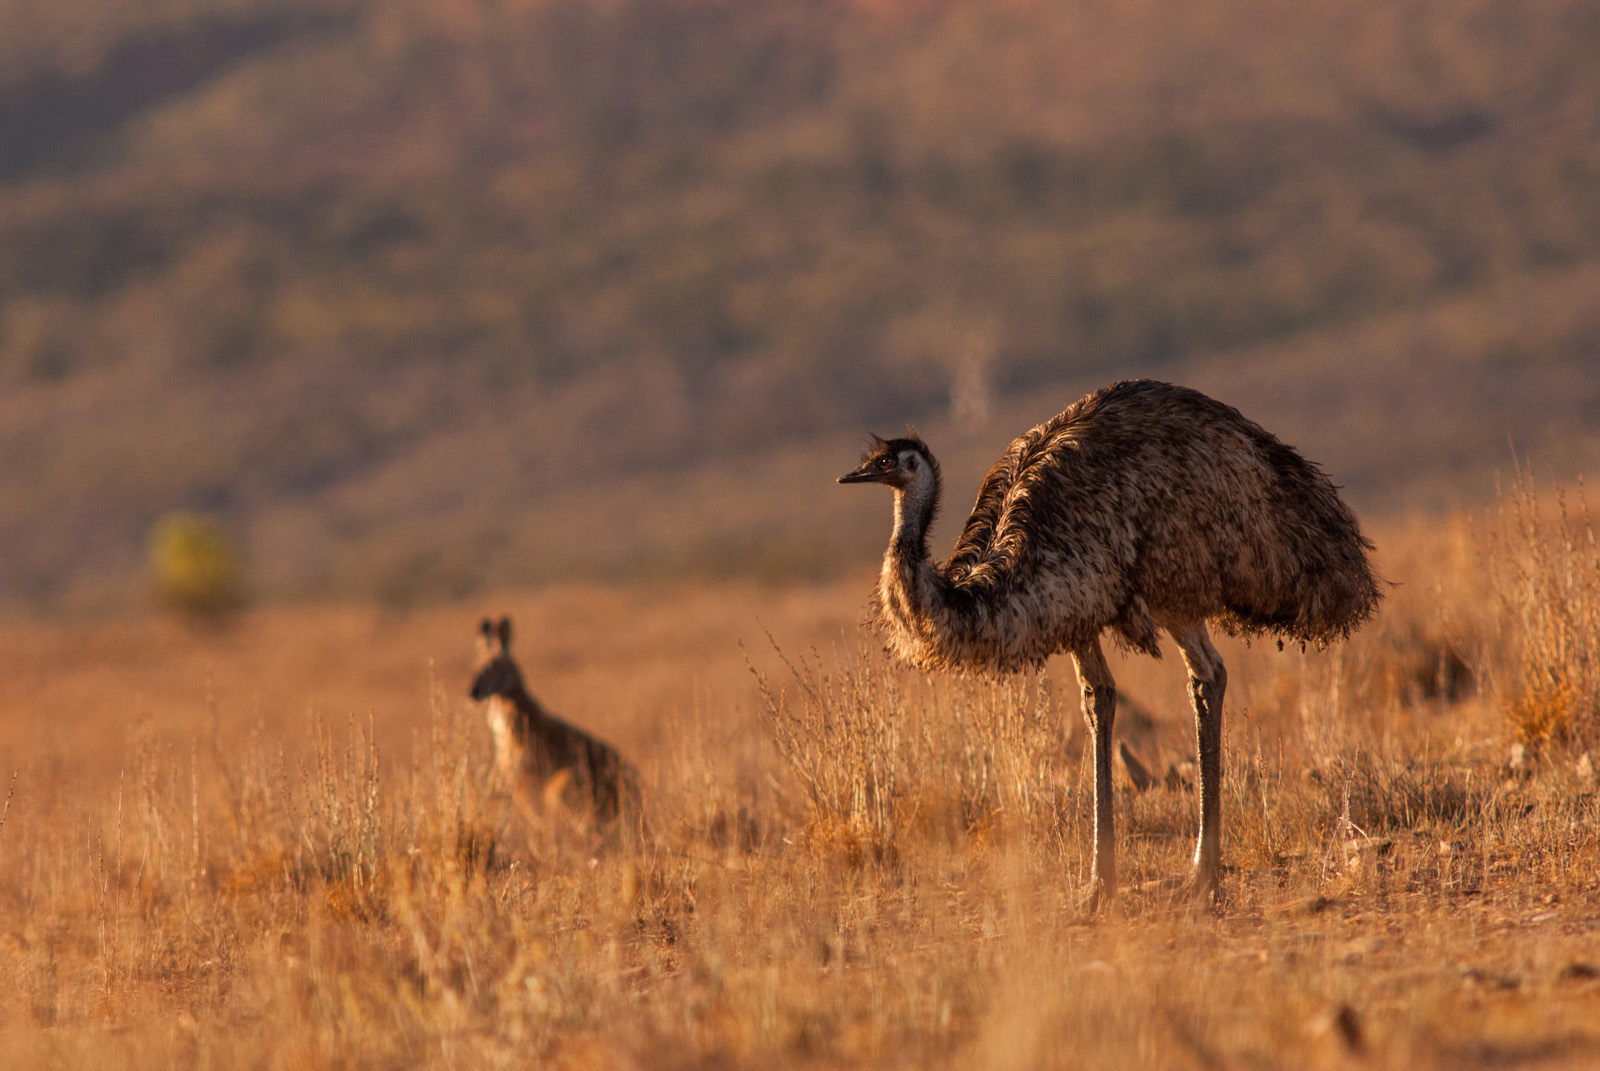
[1171,621,1227,900]
[1072,642,1118,910]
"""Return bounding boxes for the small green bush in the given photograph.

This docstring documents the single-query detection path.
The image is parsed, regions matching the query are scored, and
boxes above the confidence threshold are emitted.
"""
[148,512,245,619]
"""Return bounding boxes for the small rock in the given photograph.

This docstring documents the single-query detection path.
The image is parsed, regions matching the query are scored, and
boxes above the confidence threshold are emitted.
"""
[1342,837,1394,862]
[1307,1003,1364,1055]
[1339,937,1386,963]
[1461,966,1521,990]
[1558,962,1600,983]
[1509,742,1530,773]
[1577,752,1595,784]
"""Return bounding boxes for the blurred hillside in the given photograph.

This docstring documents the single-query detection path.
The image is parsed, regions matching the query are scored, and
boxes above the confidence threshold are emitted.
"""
[2,0,1598,613]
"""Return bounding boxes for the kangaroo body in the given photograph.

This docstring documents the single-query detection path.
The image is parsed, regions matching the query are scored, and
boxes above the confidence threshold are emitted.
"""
[470,617,643,828]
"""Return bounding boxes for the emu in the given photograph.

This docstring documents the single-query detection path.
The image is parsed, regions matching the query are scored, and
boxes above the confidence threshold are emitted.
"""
[469,616,643,830]
[839,379,1379,906]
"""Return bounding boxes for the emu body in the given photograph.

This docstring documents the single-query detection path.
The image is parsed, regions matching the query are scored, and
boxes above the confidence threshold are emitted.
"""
[840,379,1380,903]
[469,617,643,829]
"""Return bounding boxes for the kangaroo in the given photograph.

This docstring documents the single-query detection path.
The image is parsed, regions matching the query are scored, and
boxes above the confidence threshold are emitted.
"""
[468,616,643,829]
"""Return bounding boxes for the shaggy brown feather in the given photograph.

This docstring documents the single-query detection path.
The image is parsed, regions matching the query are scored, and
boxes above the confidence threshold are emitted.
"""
[852,380,1379,673]
[839,379,1381,904]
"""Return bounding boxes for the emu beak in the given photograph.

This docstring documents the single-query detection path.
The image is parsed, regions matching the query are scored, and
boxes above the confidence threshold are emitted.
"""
[838,464,879,484]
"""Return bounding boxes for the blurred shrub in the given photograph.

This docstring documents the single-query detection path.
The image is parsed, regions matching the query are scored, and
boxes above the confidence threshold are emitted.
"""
[148,512,245,620]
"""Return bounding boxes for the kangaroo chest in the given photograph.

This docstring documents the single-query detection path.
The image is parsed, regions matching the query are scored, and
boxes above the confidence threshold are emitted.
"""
[484,697,526,777]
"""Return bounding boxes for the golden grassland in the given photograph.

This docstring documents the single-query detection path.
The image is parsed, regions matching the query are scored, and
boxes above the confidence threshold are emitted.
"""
[3,482,1600,1069]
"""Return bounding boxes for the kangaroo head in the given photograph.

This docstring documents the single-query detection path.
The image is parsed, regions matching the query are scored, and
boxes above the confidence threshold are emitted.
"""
[469,616,524,701]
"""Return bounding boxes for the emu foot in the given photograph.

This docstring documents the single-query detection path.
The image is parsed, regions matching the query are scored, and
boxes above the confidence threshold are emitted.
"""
[1175,866,1224,910]
[1076,877,1117,919]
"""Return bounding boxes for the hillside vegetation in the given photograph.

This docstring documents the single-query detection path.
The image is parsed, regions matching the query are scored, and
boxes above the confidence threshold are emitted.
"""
[3,0,1599,611]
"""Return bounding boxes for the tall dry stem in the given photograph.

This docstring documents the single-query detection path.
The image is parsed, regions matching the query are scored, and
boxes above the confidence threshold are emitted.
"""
[303,711,387,915]
[1493,462,1600,748]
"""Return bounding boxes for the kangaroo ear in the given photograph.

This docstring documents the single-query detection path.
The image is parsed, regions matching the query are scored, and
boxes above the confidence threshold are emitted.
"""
[496,616,513,649]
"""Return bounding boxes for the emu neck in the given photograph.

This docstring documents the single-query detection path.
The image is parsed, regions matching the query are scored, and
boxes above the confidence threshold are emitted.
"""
[874,463,976,672]
[890,474,940,569]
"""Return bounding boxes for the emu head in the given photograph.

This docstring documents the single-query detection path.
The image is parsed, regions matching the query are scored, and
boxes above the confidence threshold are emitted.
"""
[838,433,939,492]
[469,616,524,701]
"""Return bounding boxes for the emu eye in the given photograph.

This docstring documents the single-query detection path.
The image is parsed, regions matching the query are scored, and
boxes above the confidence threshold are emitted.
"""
[876,456,893,468]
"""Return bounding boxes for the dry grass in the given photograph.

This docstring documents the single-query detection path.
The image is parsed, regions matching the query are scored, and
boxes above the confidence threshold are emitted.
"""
[1493,464,1600,752]
[2,513,1600,1069]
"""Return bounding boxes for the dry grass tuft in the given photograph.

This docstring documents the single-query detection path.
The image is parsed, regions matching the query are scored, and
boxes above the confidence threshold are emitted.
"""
[757,643,1075,871]
[1493,464,1600,751]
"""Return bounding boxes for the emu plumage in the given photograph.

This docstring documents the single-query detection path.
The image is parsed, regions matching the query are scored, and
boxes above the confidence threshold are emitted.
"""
[839,379,1380,905]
